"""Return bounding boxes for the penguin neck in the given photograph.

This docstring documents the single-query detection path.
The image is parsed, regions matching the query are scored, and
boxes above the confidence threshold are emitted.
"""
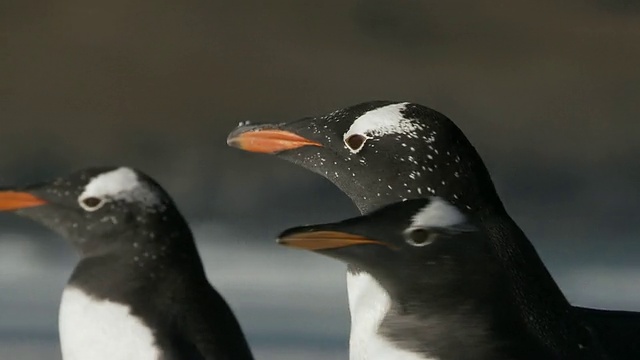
[378,261,554,360]
[346,267,548,360]
[480,213,593,358]
[312,142,506,219]
[68,229,206,301]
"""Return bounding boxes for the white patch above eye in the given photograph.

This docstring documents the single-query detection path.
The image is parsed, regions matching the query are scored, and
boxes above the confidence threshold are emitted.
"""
[410,197,468,229]
[343,102,417,154]
[79,167,160,207]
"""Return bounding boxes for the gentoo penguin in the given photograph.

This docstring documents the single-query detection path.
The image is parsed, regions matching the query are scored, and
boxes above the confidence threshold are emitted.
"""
[0,167,254,360]
[227,101,640,360]
[279,198,610,360]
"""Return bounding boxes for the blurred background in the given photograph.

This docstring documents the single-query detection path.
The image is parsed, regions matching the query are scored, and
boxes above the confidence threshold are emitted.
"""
[1,0,639,358]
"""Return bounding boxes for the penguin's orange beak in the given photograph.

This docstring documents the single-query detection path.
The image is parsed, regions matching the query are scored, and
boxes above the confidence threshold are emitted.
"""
[227,127,322,154]
[278,230,388,250]
[0,191,47,211]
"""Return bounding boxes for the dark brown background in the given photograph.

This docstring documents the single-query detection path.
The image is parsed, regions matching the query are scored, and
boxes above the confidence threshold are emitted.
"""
[1,1,639,357]
[3,1,638,237]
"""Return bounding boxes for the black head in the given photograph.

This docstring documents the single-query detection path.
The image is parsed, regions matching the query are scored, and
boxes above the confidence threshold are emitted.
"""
[278,199,608,359]
[0,166,190,259]
[278,197,501,300]
[228,101,503,214]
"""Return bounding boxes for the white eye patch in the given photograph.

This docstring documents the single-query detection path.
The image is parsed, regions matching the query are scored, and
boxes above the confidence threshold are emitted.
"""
[410,197,472,230]
[78,167,160,208]
[343,102,419,153]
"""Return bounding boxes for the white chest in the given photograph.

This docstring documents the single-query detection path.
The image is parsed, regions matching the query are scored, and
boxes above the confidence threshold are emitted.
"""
[347,272,434,360]
[59,287,162,360]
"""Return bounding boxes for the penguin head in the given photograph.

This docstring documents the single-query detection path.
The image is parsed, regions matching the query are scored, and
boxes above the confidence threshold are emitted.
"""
[228,101,501,214]
[0,167,186,257]
[278,197,500,296]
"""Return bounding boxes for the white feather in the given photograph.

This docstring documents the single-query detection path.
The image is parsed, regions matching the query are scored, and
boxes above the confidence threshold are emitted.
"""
[410,197,466,229]
[343,102,418,153]
[79,167,159,207]
[347,272,433,360]
[59,286,161,360]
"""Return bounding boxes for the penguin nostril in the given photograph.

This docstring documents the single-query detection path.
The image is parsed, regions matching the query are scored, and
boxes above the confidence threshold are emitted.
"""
[345,134,367,152]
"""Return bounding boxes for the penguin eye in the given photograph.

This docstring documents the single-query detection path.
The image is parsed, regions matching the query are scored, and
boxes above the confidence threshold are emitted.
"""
[79,196,106,212]
[404,228,437,247]
[344,134,368,153]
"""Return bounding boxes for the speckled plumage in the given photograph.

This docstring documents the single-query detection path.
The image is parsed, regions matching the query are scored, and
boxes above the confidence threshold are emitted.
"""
[229,100,640,360]
[1,167,254,360]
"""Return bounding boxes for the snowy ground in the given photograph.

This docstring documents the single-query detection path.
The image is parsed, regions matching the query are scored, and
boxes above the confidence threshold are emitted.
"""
[0,222,639,359]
